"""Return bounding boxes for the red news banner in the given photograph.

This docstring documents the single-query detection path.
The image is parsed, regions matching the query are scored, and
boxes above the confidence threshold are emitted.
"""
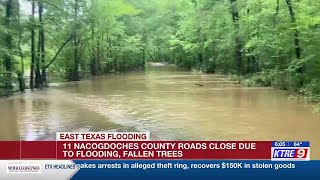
[0,132,272,160]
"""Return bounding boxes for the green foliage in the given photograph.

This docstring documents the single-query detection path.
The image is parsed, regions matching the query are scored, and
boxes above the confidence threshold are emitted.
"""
[242,71,274,87]
[301,79,320,102]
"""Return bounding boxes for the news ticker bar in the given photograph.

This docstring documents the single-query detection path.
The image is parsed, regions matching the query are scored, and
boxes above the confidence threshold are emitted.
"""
[2,160,320,180]
[0,141,310,160]
[69,160,320,179]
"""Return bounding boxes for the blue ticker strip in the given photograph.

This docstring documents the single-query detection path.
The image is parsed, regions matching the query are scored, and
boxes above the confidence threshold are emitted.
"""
[71,160,320,180]
[272,141,310,147]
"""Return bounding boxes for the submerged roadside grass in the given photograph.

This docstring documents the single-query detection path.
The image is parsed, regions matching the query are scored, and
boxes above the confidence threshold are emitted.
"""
[227,72,320,114]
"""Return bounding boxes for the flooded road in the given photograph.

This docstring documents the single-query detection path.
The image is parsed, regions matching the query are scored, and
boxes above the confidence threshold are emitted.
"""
[1,65,319,158]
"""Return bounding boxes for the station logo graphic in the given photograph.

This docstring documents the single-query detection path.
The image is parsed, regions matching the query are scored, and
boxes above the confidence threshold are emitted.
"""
[7,161,41,173]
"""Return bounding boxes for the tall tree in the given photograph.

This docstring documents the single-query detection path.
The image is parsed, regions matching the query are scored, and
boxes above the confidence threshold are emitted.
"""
[72,0,80,81]
[29,0,36,89]
[285,0,303,77]
[39,0,46,87]
[17,0,25,91]
[4,0,14,89]
[35,0,42,88]
[230,0,243,75]
[285,0,301,60]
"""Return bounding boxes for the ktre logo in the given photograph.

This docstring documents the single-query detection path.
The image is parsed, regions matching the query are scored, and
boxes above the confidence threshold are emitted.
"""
[272,149,308,158]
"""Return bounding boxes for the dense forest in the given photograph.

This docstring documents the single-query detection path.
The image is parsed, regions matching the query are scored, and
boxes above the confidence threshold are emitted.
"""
[0,0,319,103]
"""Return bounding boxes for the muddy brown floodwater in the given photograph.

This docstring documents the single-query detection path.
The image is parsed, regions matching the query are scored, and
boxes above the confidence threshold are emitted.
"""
[0,65,319,159]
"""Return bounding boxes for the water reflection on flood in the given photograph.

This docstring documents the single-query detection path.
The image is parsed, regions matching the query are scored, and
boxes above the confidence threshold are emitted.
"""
[0,65,319,159]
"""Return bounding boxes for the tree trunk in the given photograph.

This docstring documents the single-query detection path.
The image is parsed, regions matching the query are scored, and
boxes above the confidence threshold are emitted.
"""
[29,0,35,89]
[90,23,97,75]
[17,1,25,91]
[35,32,41,88]
[148,51,154,61]
[4,0,14,90]
[285,0,302,61]
[35,0,45,88]
[17,1,23,75]
[285,0,304,87]
[39,0,46,87]
[89,0,97,75]
[97,37,102,74]
[246,7,257,74]
[230,0,243,75]
[142,49,145,62]
[44,33,74,69]
[72,0,80,81]
[198,53,203,70]
[274,0,280,24]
